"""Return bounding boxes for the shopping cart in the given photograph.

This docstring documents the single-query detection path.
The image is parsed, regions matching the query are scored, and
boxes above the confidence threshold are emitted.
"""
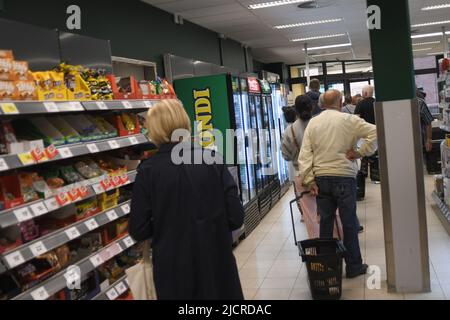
[290,191,347,300]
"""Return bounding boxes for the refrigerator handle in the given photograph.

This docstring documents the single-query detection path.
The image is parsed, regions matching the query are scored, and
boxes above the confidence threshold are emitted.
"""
[245,135,249,148]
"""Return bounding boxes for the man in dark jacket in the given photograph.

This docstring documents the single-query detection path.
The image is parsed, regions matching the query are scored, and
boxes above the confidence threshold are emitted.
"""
[354,85,376,125]
[307,79,323,116]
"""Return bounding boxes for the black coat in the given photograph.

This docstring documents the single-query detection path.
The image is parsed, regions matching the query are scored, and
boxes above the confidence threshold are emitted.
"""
[129,142,245,300]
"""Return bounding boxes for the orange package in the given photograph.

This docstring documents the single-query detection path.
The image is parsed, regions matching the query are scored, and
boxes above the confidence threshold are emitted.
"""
[0,81,15,101]
[0,50,14,59]
[0,58,13,81]
[12,61,30,81]
[15,80,37,100]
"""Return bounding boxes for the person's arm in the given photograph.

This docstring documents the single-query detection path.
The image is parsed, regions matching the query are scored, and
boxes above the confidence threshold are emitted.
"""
[298,126,316,190]
[128,167,153,241]
[222,165,245,231]
[352,117,378,158]
[281,125,294,161]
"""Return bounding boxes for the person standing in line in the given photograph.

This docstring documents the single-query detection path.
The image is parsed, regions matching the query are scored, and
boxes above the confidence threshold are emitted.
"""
[129,99,244,300]
[298,89,377,278]
[416,88,433,153]
[307,79,323,116]
[342,94,356,114]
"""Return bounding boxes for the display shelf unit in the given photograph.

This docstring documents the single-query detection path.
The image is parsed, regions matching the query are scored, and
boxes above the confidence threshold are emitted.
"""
[0,170,137,229]
[431,191,450,236]
[93,274,130,300]
[12,234,137,300]
[0,100,157,116]
[0,134,148,173]
[1,201,131,272]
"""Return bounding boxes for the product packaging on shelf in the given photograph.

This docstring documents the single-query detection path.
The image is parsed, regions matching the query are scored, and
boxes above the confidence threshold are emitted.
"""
[15,252,62,291]
[0,175,24,209]
[107,75,142,100]
[0,57,13,81]
[110,114,141,137]
[47,116,82,144]
[28,117,66,147]
[0,80,15,101]
[64,115,104,142]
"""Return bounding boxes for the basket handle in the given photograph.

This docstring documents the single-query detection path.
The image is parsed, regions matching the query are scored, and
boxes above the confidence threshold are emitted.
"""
[290,191,310,245]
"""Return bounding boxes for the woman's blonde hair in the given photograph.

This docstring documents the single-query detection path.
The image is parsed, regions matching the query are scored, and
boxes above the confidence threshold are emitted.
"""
[146,99,192,146]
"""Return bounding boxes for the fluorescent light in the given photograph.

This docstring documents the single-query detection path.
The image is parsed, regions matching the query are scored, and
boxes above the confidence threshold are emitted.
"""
[422,3,450,10]
[248,0,309,9]
[411,32,446,39]
[411,20,450,28]
[412,47,433,52]
[290,33,346,42]
[427,52,446,56]
[274,18,343,29]
[310,51,352,58]
[412,41,441,46]
[302,42,352,51]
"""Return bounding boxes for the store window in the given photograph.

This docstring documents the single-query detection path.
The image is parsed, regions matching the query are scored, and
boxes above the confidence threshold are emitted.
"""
[350,81,370,97]
[326,62,343,75]
[344,61,373,73]
[413,56,439,107]
[290,63,324,78]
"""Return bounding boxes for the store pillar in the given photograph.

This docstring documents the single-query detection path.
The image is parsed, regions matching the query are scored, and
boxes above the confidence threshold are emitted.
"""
[367,0,430,293]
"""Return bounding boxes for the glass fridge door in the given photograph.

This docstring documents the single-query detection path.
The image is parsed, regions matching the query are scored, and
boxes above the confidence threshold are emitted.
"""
[233,90,250,205]
[261,95,273,183]
[241,91,257,200]
[251,94,265,192]
[266,94,278,180]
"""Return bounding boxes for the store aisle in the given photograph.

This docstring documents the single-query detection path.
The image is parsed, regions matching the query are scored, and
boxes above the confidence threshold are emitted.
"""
[234,176,450,300]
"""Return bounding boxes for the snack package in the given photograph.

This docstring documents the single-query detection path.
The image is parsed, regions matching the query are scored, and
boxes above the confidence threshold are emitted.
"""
[75,198,99,221]
[49,71,67,100]
[43,169,65,190]
[14,80,37,100]
[31,173,52,199]
[0,58,13,81]
[0,80,15,101]
[19,220,40,243]
[0,120,18,155]
[15,252,61,291]
[75,159,104,179]
[19,173,40,203]
[12,61,29,81]
[121,114,136,131]
[0,50,13,59]
[60,166,84,184]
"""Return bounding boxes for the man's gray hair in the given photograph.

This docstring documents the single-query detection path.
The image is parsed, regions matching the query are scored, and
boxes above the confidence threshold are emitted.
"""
[362,85,374,98]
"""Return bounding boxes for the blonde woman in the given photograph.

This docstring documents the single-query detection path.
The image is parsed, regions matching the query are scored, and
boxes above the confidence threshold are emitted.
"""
[129,99,244,300]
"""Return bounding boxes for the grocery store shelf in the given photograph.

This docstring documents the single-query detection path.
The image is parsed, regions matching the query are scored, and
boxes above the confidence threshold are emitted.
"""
[0,134,148,173]
[431,191,450,236]
[0,170,137,229]
[93,275,130,300]
[0,201,131,271]
[82,100,156,111]
[0,100,159,116]
[12,234,137,300]
[0,101,85,115]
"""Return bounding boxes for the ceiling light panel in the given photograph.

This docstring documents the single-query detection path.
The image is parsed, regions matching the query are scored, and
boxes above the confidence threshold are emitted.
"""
[310,51,352,58]
[248,0,309,9]
[412,41,441,46]
[421,3,450,11]
[411,32,446,39]
[412,47,433,52]
[290,33,346,42]
[303,42,352,51]
[411,20,450,28]
[274,18,343,30]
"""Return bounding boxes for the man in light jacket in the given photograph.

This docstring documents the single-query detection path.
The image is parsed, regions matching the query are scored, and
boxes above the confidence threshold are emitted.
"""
[298,89,377,278]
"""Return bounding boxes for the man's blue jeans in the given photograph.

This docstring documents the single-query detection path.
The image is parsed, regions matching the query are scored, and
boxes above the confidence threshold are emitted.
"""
[316,176,363,274]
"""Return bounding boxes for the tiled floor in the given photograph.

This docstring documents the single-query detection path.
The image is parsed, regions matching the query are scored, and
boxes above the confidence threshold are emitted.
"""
[234,175,450,300]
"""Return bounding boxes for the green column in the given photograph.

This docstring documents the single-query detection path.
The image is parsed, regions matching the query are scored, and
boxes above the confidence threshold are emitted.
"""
[367,0,430,293]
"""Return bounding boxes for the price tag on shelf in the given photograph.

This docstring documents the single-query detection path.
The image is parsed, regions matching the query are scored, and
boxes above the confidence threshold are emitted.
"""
[108,243,123,256]
[0,103,19,114]
[106,288,119,301]
[100,178,112,191]
[122,101,133,109]
[108,140,120,150]
[144,101,154,108]
[4,251,25,268]
[69,101,84,111]
[58,147,73,159]
[13,207,33,223]
[121,204,131,215]
[55,192,71,207]
[65,227,81,240]
[29,241,48,257]
[30,287,50,301]
[44,198,60,211]
[30,202,48,217]
[115,282,128,295]
[99,248,112,262]
[96,101,108,110]
[86,143,100,154]
[120,174,130,185]
[43,102,59,113]
[92,183,104,195]
[111,175,122,188]
[106,210,118,221]
[68,188,81,201]
[18,152,35,166]
[0,158,9,172]
[123,236,135,248]
[89,254,104,268]
[85,218,99,231]
[128,136,139,145]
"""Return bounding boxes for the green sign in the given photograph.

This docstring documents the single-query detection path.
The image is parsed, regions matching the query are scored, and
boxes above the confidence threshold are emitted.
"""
[174,74,232,157]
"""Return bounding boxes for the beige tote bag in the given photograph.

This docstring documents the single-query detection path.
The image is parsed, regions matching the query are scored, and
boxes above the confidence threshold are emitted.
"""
[125,240,157,300]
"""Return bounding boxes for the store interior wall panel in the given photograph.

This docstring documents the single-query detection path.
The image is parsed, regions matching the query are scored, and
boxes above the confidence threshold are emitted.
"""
[0,18,60,71]
[0,0,249,76]
[221,38,246,73]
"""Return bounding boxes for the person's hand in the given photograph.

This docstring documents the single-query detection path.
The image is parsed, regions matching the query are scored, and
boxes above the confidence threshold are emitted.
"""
[346,149,362,161]
[425,139,432,153]
[310,183,319,197]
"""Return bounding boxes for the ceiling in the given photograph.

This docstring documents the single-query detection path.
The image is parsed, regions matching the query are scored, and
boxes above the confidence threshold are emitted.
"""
[142,0,450,65]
